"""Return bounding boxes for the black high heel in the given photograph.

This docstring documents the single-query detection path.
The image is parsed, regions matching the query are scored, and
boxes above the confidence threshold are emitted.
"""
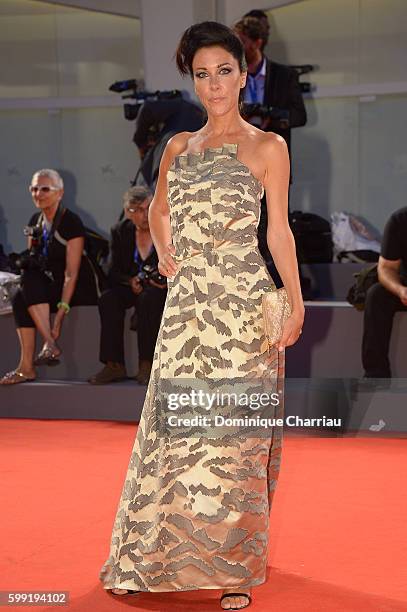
[109,588,140,596]
[220,592,252,610]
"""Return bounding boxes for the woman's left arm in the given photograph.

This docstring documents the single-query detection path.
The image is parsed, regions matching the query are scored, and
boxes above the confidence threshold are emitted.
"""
[51,236,84,340]
[263,134,305,350]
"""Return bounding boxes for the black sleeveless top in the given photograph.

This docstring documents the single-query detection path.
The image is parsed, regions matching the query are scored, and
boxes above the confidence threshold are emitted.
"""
[28,208,98,305]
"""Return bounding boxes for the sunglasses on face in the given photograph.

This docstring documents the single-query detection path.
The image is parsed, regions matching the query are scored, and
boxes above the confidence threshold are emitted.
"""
[29,185,60,194]
[126,206,149,213]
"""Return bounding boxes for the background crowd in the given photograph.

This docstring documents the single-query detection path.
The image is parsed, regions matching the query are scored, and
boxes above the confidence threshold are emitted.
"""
[0,9,406,387]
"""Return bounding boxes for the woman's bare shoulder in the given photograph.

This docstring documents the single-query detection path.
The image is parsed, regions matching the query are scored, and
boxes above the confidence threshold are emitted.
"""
[237,127,287,182]
[259,131,288,159]
[166,132,194,157]
[245,125,287,155]
[158,132,198,172]
[238,126,286,161]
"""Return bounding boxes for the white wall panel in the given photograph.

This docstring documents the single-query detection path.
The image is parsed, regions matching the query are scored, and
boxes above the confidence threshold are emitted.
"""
[359,94,407,231]
[359,0,407,84]
[267,0,407,234]
[291,98,359,220]
[265,0,359,85]
[0,0,141,98]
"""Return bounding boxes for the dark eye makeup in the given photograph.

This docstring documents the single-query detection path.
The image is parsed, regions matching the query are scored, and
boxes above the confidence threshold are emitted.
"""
[195,67,233,79]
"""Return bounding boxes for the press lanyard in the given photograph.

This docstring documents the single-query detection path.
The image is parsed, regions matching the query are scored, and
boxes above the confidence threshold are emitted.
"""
[134,245,153,272]
[37,205,65,259]
[42,224,50,257]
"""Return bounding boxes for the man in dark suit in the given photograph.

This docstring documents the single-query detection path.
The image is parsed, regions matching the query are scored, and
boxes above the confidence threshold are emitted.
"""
[234,14,307,278]
[234,14,306,155]
[89,186,167,385]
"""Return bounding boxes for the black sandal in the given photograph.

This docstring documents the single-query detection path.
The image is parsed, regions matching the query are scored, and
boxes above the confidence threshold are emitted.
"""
[220,592,252,610]
[109,588,140,596]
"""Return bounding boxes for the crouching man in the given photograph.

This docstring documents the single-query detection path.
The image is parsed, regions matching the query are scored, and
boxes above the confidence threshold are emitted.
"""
[89,186,167,385]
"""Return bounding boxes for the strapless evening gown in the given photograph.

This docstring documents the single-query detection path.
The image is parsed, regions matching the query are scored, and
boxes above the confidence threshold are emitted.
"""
[99,143,285,592]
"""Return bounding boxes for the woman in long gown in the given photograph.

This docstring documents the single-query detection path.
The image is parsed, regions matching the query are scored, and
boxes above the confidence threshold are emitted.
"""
[99,22,304,610]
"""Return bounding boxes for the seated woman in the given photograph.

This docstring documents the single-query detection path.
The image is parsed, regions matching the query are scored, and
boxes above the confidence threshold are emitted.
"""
[0,168,98,385]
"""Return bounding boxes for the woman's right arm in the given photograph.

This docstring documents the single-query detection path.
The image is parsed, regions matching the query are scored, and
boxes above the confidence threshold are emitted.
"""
[148,132,189,279]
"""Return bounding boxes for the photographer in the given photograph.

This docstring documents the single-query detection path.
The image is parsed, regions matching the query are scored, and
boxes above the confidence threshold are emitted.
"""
[234,14,309,291]
[234,14,307,154]
[0,169,98,385]
[133,96,204,188]
[89,186,167,386]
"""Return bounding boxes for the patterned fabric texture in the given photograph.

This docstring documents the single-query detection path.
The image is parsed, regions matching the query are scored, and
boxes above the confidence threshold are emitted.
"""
[99,143,285,592]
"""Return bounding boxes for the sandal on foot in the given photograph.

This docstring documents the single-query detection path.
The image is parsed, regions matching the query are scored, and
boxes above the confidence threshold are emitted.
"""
[0,370,36,385]
[220,592,252,610]
[34,346,61,367]
[109,588,140,596]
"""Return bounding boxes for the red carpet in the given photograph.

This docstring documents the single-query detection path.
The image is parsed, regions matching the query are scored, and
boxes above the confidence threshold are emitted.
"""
[1,419,406,611]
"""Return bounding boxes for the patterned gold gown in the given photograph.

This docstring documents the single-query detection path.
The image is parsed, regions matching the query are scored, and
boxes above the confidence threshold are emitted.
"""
[99,143,285,592]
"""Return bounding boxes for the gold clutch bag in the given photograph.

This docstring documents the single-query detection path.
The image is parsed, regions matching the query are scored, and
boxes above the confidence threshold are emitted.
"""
[262,287,291,354]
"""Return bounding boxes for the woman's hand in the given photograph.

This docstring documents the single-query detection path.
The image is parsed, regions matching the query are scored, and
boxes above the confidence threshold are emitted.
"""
[158,244,178,278]
[51,309,65,340]
[277,314,304,352]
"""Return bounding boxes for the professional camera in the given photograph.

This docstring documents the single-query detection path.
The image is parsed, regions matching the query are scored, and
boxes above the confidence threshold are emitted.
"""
[137,263,167,288]
[242,63,315,128]
[109,78,183,122]
[16,225,48,273]
[291,64,315,94]
[129,263,167,332]
[110,78,204,189]
[242,104,290,128]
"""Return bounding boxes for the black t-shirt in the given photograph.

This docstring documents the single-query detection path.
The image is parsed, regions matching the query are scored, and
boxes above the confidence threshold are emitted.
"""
[29,208,85,276]
[28,207,97,304]
[381,207,407,278]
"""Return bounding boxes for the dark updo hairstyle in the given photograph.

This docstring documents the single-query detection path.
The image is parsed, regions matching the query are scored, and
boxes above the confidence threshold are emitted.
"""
[175,21,247,109]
